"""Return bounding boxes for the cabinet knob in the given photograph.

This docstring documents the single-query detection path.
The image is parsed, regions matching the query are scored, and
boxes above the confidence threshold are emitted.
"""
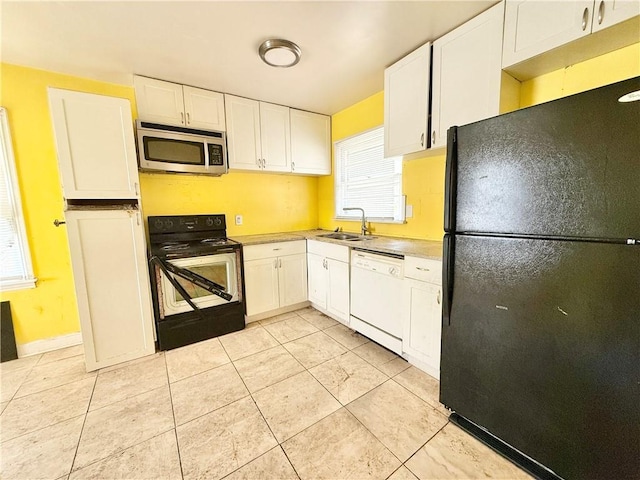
[598,1,605,25]
[437,289,441,305]
[420,133,424,147]
[582,7,590,31]
[53,219,66,227]
[180,112,185,125]
[292,161,295,171]
[432,131,436,145]
[186,112,191,124]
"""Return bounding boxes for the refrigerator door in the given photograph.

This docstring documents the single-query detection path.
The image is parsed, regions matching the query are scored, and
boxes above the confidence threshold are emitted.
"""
[440,234,640,479]
[449,76,640,239]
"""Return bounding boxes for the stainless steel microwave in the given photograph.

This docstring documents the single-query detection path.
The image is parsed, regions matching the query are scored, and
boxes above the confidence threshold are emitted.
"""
[136,121,228,176]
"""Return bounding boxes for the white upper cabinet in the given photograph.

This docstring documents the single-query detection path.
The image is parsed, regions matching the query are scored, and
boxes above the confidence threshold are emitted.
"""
[503,0,640,77]
[225,94,291,172]
[259,102,291,173]
[431,2,508,148]
[134,76,225,131]
[290,109,331,175]
[384,42,431,157]
[48,88,140,200]
[591,0,640,32]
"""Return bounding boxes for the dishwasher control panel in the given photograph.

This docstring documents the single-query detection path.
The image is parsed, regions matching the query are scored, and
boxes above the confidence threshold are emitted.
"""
[351,251,404,278]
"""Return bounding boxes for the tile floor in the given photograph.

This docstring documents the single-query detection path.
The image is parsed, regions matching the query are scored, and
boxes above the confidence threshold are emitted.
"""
[0,307,532,480]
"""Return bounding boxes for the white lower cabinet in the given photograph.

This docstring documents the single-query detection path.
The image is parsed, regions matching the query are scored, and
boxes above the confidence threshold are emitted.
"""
[306,240,350,325]
[402,256,443,379]
[64,209,156,372]
[243,241,307,318]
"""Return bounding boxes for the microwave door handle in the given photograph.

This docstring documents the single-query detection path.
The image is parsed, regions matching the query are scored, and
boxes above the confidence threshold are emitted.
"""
[150,257,202,313]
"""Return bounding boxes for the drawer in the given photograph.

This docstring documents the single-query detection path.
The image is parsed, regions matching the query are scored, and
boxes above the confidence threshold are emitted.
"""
[404,256,442,284]
[307,239,350,263]
[243,240,306,261]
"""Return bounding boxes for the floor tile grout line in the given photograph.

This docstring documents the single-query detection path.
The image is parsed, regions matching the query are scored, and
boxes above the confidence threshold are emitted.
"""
[67,372,98,476]
[164,353,185,480]
[401,419,451,476]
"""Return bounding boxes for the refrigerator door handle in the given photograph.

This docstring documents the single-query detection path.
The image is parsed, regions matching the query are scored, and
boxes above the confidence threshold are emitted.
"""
[444,127,457,233]
[442,234,454,325]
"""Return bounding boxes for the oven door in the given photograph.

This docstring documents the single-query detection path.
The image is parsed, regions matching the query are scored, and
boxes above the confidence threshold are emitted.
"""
[159,253,239,315]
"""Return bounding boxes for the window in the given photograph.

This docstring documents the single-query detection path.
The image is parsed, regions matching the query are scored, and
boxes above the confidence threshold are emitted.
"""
[0,107,35,291]
[334,126,404,223]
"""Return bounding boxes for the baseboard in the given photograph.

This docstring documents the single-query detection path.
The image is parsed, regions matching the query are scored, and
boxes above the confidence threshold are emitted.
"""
[245,301,310,323]
[17,332,83,358]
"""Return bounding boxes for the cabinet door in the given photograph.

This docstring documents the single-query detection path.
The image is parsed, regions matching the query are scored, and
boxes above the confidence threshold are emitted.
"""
[503,0,595,68]
[307,253,327,308]
[290,110,331,175]
[244,257,280,316]
[48,88,140,200]
[278,253,308,307]
[403,278,442,379]
[591,0,640,31]
[183,86,226,131]
[384,42,431,157]
[133,76,185,127]
[260,102,291,172]
[64,209,155,371]
[431,2,504,148]
[326,259,350,324]
[225,95,262,171]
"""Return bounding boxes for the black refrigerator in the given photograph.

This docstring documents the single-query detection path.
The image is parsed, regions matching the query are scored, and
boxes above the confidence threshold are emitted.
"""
[440,76,640,480]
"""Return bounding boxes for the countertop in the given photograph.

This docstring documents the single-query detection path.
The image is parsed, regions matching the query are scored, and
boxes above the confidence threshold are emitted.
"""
[230,230,443,261]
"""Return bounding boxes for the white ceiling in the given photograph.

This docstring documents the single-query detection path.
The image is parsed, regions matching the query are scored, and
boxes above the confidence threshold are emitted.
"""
[1,1,498,115]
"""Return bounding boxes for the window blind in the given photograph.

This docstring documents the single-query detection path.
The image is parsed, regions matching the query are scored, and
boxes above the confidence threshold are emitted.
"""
[334,126,404,222]
[0,107,35,291]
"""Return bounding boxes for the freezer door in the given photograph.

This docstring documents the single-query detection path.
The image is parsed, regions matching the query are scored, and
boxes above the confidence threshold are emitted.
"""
[440,235,640,480]
[452,76,640,239]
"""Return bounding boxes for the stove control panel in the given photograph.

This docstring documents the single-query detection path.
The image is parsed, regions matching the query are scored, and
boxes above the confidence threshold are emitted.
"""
[148,214,226,234]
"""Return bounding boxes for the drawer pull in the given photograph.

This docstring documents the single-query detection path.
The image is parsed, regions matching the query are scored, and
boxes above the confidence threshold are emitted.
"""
[415,267,430,272]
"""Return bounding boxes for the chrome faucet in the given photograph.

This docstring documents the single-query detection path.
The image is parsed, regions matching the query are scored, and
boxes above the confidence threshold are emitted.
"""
[343,207,369,236]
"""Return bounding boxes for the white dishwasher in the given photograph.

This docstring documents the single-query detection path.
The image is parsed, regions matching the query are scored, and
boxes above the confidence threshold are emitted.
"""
[350,249,404,354]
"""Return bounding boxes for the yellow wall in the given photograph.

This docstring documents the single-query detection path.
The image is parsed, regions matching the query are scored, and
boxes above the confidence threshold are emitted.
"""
[0,63,318,345]
[319,92,446,241]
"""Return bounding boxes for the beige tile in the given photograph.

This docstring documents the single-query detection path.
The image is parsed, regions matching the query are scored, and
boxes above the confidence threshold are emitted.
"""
[73,385,174,470]
[98,352,164,374]
[90,354,167,410]
[177,396,277,480]
[259,311,299,326]
[38,345,84,366]
[0,354,40,374]
[387,466,419,480]
[223,446,299,480]
[377,357,411,377]
[165,337,230,383]
[405,423,532,479]
[16,354,96,398]
[0,401,7,414]
[0,376,95,442]
[219,326,279,361]
[0,369,27,403]
[309,351,387,405]
[297,309,339,330]
[170,362,249,426]
[253,371,341,442]
[234,345,304,393]
[324,324,369,350]
[283,408,400,480]
[263,316,319,343]
[69,430,182,480]
[353,341,400,367]
[283,331,347,369]
[393,366,449,416]
[347,380,449,461]
[0,415,84,480]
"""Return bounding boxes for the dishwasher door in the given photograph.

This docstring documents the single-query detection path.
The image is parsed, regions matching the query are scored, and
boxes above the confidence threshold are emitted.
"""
[350,250,404,351]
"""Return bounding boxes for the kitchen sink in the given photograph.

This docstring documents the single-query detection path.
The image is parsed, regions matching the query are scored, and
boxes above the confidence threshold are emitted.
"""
[318,232,376,241]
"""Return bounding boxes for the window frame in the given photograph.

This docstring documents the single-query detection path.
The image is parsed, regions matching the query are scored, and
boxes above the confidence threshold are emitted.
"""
[0,107,36,291]
[333,125,405,224]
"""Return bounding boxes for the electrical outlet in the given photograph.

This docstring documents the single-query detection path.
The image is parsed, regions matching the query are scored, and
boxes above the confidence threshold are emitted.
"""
[235,215,243,225]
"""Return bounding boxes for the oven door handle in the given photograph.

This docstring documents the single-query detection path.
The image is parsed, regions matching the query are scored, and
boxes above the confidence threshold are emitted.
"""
[150,256,202,313]
[152,256,234,302]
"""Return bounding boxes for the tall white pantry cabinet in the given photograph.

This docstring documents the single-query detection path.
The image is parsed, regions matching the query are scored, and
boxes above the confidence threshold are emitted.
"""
[48,88,156,372]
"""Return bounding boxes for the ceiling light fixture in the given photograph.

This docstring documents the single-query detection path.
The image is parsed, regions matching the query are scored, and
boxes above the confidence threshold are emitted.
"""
[259,39,301,68]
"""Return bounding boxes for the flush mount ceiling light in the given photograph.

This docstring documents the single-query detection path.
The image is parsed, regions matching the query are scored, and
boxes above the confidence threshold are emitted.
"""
[259,39,301,68]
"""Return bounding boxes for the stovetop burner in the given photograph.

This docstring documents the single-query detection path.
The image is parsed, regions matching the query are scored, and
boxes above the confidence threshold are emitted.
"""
[201,238,230,246]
